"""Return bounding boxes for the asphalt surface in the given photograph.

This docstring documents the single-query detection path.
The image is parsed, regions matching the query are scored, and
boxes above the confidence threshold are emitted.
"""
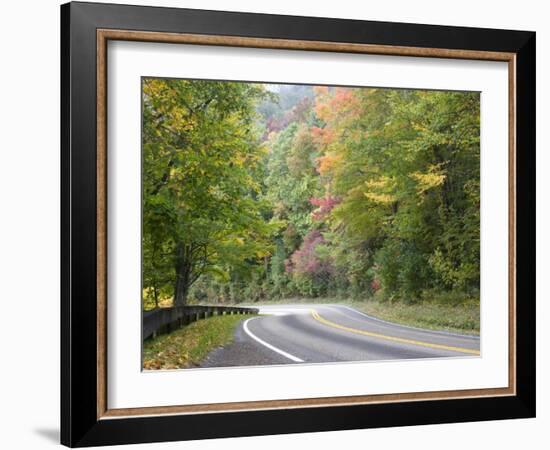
[199,304,480,368]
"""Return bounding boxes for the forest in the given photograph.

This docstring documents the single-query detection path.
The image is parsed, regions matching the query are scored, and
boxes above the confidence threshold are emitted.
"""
[142,78,480,312]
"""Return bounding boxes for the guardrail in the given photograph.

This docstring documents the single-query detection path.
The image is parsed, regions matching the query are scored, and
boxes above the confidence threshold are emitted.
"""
[143,305,258,340]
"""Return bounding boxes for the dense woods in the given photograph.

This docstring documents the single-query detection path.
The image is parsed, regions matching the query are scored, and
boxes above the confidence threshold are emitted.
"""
[142,79,480,310]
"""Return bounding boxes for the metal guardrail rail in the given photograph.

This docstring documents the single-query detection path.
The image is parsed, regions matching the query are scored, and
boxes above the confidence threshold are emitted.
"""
[143,305,258,340]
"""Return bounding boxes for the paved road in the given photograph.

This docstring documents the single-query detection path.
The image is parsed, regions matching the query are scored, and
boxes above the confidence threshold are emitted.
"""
[200,304,480,368]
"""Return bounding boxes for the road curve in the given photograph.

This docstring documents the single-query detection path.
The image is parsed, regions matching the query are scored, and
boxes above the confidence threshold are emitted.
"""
[200,304,480,368]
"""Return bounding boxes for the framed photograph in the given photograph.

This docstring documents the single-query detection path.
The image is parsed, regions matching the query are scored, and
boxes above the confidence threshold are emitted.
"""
[61,1,535,447]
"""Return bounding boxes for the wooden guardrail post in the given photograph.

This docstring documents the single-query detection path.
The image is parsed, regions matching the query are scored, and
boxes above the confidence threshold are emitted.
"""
[143,305,259,340]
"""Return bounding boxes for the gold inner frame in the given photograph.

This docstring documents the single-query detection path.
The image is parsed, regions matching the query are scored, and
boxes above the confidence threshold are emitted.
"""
[96,29,517,420]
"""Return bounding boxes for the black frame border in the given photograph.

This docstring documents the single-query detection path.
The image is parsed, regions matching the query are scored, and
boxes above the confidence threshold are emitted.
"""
[61,2,535,447]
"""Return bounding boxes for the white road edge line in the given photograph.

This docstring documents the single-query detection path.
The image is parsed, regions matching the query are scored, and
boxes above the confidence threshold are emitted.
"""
[242,317,304,363]
[335,304,480,340]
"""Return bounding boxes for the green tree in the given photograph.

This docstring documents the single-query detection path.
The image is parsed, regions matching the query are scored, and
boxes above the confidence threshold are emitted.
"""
[142,78,274,306]
[313,87,480,301]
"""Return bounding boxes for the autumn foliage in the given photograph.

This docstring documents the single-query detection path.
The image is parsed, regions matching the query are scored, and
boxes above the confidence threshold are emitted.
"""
[142,80,480,307]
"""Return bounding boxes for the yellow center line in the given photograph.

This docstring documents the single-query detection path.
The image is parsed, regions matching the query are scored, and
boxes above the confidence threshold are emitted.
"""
[310,309,480,356]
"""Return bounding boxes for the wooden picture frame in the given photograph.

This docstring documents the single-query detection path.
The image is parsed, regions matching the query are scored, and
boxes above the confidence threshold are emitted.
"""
[61,1,535,447]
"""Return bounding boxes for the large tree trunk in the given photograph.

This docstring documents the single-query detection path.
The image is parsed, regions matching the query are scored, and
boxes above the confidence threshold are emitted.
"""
[174,271,190,306]
[173,242,192,306]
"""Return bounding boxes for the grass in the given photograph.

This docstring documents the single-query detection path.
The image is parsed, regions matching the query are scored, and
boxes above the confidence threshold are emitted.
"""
[143,314,252,370]
[242,296,480,336]
[348,299,480,336]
